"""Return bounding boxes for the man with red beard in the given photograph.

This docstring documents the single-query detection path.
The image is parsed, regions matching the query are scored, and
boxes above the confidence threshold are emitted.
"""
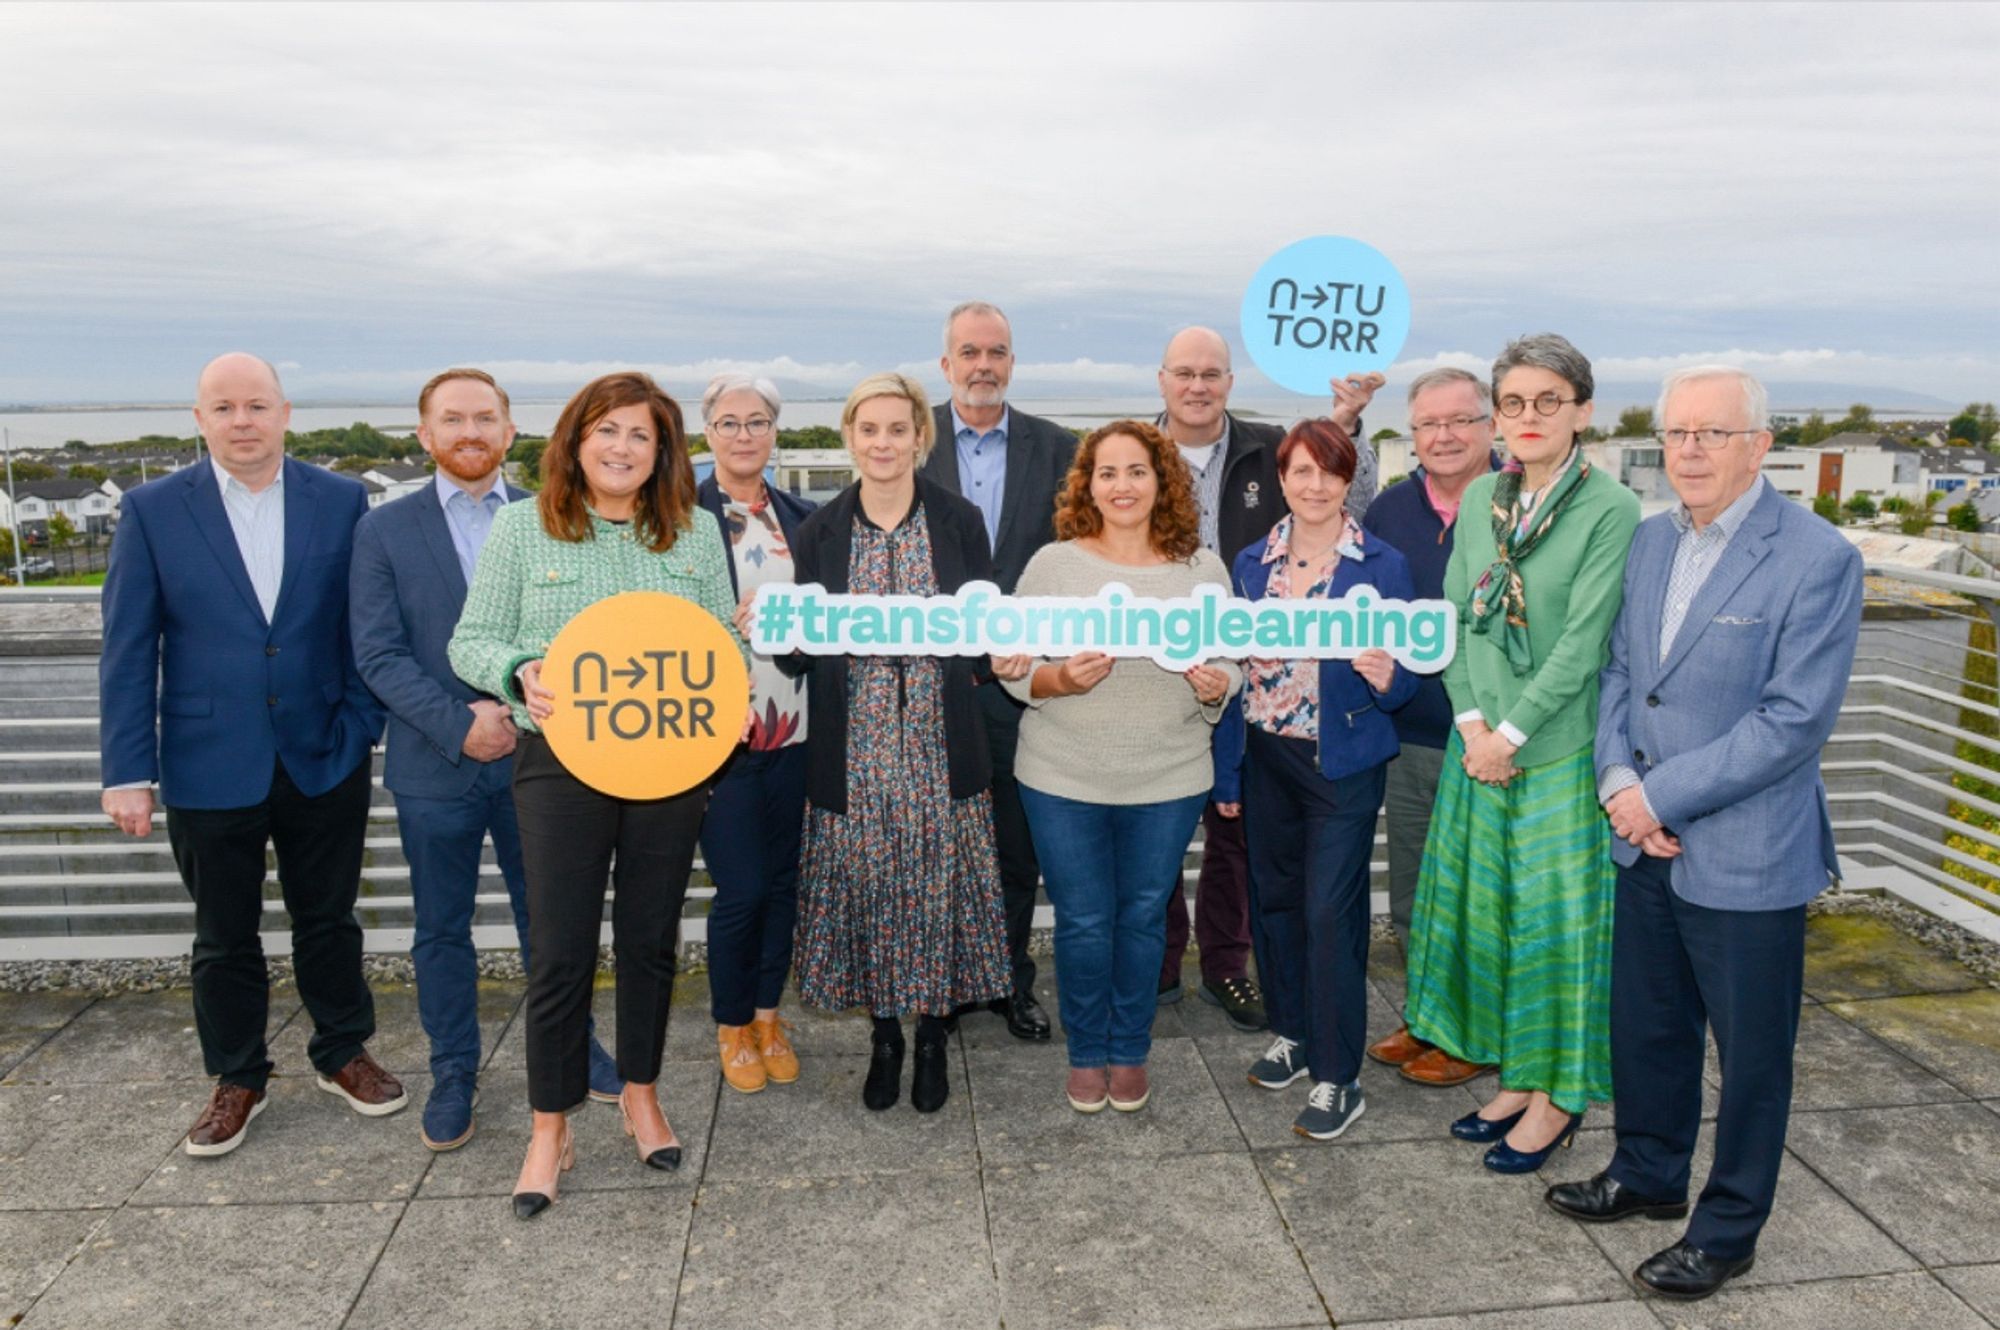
[349,368,618,1151]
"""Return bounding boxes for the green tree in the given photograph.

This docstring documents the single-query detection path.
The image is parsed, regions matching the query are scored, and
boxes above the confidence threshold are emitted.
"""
[1796,411,1832,447]
[1879,495,1910,514]
[46,511,76,549]
[7,461,55,481]
[1812,493,1842,525]
[1900,490,1942,536]
[1371,426,1400,443]
[1612,406,1655,438]
[65,463,108,483]
[1949,409,1982,445]
[1839,403,1879,434]
[1949,500,1982,532]
[508,437,547,490]
[1977,402,2000,448]
[1579,425,1608,443]
[1843,492,1877,521]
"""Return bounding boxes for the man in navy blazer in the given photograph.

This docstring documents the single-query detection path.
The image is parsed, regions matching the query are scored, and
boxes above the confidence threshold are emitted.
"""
[1548,367,1864,1301]
[99,352,399,1157]
[349,368,616,1150]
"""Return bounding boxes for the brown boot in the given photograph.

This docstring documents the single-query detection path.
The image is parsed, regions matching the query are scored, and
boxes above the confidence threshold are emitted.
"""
[717,1024,767,1094]
[751,1015,799,1084]
[1400,1047,1495,1087]
[1367,1024,1434,1067]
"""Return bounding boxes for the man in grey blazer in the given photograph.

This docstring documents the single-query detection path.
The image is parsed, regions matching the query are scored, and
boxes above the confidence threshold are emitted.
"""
[1547,366,1864,1301]
[350,368,616,1150]
[921,300,1076,1041]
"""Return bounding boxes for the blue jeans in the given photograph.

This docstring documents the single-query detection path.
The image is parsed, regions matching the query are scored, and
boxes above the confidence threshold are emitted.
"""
[698,744,808,1025]
[1020,786,1207,1068]
[397,760,530,1080]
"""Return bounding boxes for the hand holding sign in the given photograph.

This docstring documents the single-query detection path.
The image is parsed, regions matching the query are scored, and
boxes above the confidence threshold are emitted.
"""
[1241,237,1410,396]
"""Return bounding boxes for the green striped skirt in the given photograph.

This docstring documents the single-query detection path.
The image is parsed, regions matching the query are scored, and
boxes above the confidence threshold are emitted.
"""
[1404,734,1614,1112]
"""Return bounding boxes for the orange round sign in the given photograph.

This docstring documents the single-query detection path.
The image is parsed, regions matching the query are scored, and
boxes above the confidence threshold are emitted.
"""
[540,591,750,800]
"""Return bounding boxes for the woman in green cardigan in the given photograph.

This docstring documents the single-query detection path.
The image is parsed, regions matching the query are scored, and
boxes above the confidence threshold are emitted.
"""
[1403,334,1640,1173]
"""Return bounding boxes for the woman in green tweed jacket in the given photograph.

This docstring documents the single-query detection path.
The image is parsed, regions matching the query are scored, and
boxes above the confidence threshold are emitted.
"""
[449,371,739,1220]
[1403,334,1641,1174]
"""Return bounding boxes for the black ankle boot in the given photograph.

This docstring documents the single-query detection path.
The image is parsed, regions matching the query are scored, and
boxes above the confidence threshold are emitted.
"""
[911,1031,949,1113]
[864,1025,904,1111]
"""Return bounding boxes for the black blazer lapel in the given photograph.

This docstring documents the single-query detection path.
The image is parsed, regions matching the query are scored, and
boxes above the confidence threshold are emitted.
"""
[991,410,1036,569]
[924,405,963,493]
[180,463,267,624]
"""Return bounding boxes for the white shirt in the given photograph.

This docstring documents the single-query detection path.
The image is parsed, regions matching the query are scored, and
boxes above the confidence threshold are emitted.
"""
[212,457,285,621]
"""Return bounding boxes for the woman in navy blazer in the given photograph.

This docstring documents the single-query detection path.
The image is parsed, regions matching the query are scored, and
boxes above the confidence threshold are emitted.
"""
[1217,419,1417,1141]
[693,374,817,1097]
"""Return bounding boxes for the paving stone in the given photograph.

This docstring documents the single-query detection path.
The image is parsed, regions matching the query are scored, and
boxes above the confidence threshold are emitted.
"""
[1571,1132,1916,1289]
[129,1071,433,1206]
[0,1210,105,1324]
[345,1189,690,1328]
[1743,1004,1972,1111]
[418,1062,715,1198]
[1935,1264,2000,1322]
[967,1035,1244,1164]
[987,1152,1323,1330]
[1644,1270,1989,1330]
[3,987,294,1084]
[1343,1302,1659,1329]
[677,1168,998,1330]
[952,970,1086,1049]
[1822,990,2000,1099]
[19,1200,397,1329]
[1802,913,1985,1002]
[1783,1102,2000,1267]
[704,1050,975,1180]
[1260,1139,1629,1323]
[0,1081,199,1210]
[264,977,516,1081]
[0,990,96,1035]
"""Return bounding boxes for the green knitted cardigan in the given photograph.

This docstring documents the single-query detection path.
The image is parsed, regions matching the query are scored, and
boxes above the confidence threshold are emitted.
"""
[448,501,742,733]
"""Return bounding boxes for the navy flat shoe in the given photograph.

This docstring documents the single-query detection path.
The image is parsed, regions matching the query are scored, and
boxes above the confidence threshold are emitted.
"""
[1482,1112,1582,1174]
[1450,1107,1525,1143]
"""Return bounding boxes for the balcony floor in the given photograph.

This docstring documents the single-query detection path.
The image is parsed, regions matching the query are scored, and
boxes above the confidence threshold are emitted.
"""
[3,904,1999,1330]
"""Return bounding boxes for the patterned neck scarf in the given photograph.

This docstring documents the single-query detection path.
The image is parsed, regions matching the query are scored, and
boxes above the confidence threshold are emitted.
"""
[1467,445,1591,675]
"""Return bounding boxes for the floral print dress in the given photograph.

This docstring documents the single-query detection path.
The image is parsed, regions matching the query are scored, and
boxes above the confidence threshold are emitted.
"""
[791,504,1011,1017]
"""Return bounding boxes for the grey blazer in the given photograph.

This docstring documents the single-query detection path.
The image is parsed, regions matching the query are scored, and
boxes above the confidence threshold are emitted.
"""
[1595,481,1864,910]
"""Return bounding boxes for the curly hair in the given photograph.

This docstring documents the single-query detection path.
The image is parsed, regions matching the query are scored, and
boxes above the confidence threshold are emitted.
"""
[539,371,696,553]
[1053,419,1202,562]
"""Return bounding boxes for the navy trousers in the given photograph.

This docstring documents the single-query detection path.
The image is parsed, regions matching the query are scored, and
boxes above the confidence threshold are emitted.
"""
[1243,727,1383,1087]
[396,758,530,1079]
[697,743,808,1025]
[1608,853,1807,1261]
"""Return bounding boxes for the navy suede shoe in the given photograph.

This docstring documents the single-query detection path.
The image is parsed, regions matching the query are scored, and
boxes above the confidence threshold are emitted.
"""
[587,1034,623,1103]
[421,1071,478,1152]
[1482,1112,1582,1173]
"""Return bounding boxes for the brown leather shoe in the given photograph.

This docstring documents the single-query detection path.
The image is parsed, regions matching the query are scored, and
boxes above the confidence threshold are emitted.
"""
[1400,1047,1495,1087]
[185,1083,267,1157]
[718,1023,768,1094]
[751,1015,799,1085]
[317,1050,409,1117]
[1366,1024,1434,1067]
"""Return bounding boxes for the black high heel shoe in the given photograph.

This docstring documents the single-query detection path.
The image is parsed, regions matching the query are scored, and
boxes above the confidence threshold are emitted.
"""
[511,1122,575,1220]
[1451,1106,1526,1143]
[863,1030,905,1111]
[1483,1112,1582,1174]
[620,1095,682,1171]
[911,1032,949,1113]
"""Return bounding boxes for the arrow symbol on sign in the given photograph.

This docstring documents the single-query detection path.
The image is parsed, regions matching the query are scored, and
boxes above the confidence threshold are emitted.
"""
[1305,285,1329,310]
[616,656,648,688]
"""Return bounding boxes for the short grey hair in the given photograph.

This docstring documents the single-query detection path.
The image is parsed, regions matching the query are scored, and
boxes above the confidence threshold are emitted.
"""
[1491,333,1594,404]
[700,373,782,424]
[1656,365,1769,432]
[942,301,1012,356]
[1406,366,1490,409]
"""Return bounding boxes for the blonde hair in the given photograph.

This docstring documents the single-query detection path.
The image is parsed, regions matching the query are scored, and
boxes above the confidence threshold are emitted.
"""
[840,372,936,462]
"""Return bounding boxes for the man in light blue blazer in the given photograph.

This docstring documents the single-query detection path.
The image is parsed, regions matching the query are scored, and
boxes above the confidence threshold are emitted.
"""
[350,368,615,1151]
[1547,366,1864,1302]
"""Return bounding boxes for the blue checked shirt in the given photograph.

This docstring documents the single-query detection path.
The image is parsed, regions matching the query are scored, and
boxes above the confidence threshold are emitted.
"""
[952,405,1009,549]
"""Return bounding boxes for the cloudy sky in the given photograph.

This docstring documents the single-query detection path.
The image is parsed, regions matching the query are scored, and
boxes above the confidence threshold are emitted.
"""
[3,1,1996,409]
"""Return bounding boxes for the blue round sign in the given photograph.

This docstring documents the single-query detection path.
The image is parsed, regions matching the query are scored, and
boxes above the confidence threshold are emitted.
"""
[1239,236,1411,395]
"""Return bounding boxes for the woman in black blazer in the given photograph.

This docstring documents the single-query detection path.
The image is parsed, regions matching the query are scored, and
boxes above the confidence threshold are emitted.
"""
[781,373,1015,1114]
[694,374,817,1098]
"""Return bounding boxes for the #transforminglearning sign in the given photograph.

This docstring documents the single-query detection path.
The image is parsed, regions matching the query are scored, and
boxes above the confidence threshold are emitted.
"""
[749,581,1456,673]
[540,591,750,799]
[1240,236,1411,395]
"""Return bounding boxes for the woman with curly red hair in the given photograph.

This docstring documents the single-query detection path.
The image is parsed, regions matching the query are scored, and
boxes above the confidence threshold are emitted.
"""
[1000,421,1241,1113]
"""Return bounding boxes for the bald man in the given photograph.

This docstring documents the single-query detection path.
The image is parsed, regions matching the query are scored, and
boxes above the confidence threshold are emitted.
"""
[100,353,400,1158]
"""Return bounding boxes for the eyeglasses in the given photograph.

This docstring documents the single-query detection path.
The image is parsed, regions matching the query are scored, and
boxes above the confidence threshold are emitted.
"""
[708,417,775,440]
[1656,428,1759,452]
[1164,368,1229,386]
[1496,392,1579,418]
[1411,414,1491,438]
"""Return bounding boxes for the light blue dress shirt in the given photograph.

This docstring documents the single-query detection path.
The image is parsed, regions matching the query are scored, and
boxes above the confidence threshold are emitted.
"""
[211,457,285,622]
[952,405,1010,548]
[435,472,507,584]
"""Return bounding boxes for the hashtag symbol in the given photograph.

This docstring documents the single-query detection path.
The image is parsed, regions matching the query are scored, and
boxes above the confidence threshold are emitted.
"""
[755,589,798,645]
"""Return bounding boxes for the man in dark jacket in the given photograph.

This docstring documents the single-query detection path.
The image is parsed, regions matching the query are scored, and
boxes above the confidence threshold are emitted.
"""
[919,301,1076,1040]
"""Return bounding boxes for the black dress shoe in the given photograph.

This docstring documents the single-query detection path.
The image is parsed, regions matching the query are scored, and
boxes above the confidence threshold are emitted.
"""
[992,990,1052,1041]
[1546,1172,1690,1224]
[863,1034,904,1111]
[1633,1239,1755,1301]
[911,1036,950,1113]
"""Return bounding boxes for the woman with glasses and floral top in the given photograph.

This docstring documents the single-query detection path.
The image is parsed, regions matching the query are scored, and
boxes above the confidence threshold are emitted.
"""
[694,374,816,1096]
[1401,334,1640,1173]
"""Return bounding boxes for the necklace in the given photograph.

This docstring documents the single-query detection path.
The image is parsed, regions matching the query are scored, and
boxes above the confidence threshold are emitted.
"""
[1291,541,1339,568]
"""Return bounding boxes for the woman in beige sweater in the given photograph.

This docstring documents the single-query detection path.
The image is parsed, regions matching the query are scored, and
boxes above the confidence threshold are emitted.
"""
[1002,420,1241,1114]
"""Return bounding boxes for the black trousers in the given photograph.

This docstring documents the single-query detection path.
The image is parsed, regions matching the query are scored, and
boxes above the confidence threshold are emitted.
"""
[512,734,705,1112]
[979,681,1039,992]
[1608,853,1807,1261]
[166,756,375,1092]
